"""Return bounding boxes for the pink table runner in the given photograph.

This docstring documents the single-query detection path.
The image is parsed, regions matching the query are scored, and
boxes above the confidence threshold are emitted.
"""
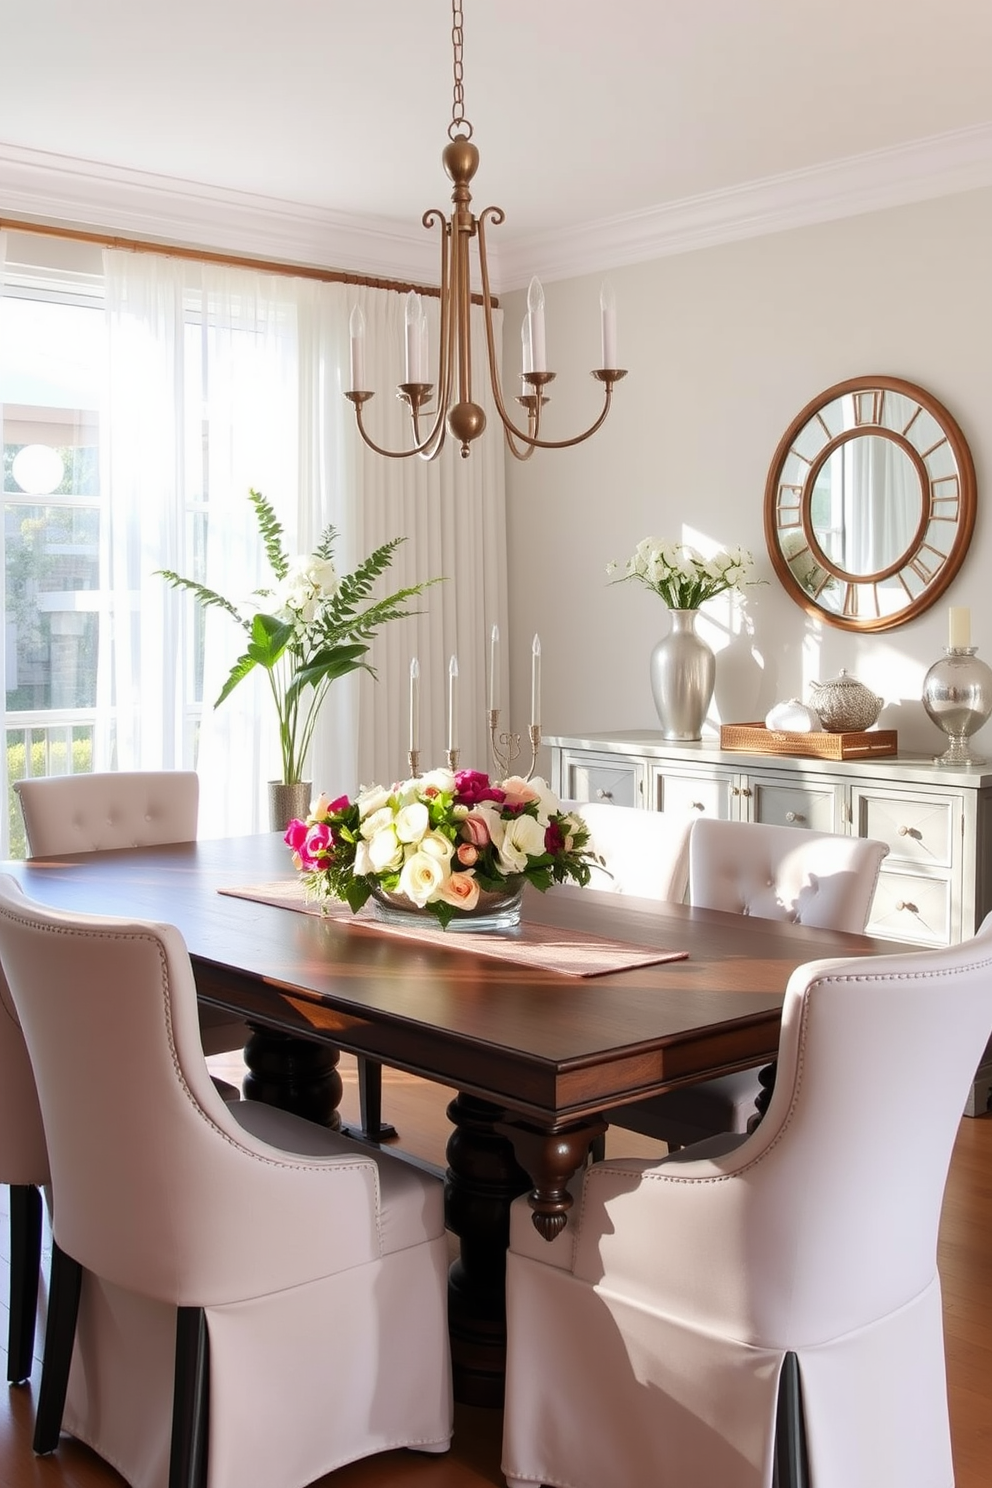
[219,880,688,979]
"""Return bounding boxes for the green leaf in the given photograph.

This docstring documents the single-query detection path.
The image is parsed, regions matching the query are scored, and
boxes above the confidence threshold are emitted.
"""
[248,489,289,582]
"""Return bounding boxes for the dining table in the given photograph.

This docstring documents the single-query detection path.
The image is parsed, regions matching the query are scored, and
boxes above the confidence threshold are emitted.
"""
[2,831,909,1405]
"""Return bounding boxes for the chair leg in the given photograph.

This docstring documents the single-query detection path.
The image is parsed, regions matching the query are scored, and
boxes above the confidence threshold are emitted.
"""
[33,1241,82,1455]
[170,1306,209,1488]
[7,1184,43,1384]
[357,1055,397,1142]
[772,1351,809,1488]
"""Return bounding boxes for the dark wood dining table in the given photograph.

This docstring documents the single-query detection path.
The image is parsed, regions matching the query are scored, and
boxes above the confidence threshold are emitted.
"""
[2,832,908,1404]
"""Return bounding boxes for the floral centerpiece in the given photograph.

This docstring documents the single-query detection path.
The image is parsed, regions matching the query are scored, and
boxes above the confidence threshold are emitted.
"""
[284,768,596,929]
[607,537,756,607]
[158,488,439,785]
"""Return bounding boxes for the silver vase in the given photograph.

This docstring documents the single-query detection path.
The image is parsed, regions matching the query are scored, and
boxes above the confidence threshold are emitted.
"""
[268,780,313,832]
[922,647,992,766]
[649,609,716,741]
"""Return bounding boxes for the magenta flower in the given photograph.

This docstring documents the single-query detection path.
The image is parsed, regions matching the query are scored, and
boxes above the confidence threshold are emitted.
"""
[454,768,506,806]
[301,821,333,868]
[544,819,565,855]
[284,818,308,851]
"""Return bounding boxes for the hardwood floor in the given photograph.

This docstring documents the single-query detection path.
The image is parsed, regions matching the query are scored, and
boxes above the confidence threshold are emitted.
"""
[3,1053,991,1487]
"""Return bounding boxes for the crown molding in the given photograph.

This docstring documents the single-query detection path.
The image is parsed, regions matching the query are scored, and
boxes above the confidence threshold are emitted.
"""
[0,143,438,284]
[3,124,992,295]
[494,123,992,290]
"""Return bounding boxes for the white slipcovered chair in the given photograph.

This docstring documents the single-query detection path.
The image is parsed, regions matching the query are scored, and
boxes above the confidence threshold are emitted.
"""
[502,917,992,1488]
[13,771,248,1064]
[604,817,889,1148]
[1,960,49,1384]
[561,800,691,904]
[0,874,452,1488]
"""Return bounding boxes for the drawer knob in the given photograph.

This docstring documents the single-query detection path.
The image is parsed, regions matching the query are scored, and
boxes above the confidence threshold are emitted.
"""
[897,825,921,840]
[895,900,919,914]
[691,800,705,812]
[596,788,613,801]
[785,811,807,824]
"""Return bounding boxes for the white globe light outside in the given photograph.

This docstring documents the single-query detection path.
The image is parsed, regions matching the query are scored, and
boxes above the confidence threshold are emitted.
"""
[12,443,65,496]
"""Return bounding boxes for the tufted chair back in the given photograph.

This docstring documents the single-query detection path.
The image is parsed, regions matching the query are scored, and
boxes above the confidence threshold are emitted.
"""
[689,816,888,932]
[14,770,199,855]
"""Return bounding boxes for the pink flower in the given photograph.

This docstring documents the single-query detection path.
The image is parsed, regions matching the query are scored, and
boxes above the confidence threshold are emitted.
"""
[460,812,491,847]
[284,818,308,851]
[500,775,541,811]
[455,768,505,806]
[436,871,481,911]
[327,793,350,815]
[456,842,479,866]
[301,821,332,867]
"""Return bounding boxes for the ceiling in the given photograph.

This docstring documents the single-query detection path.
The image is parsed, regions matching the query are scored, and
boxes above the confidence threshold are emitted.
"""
[3,1,992,290]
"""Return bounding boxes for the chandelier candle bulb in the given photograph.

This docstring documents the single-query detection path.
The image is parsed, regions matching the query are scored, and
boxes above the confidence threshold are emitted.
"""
[600,280,617,368]
[409,657,420,754]
[527,278,547,373]
[405,292,425,383]
[489,624,499,711]
[348,305,366,391]
[949,606,971,650]
[448,654,459,752]
[531,633,542,728]
[520,317,533,377]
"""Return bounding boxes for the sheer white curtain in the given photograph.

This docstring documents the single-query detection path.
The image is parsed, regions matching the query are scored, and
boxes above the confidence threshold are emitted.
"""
[346,285,508,790]
[0,231,8,854]
[101,252,507,835]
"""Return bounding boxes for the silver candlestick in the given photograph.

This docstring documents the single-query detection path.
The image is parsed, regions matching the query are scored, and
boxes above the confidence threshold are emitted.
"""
[922,646,992,766]
[489,710,540,781]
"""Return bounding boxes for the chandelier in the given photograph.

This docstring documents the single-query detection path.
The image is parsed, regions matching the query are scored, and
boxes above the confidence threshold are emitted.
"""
[344,0,627,461]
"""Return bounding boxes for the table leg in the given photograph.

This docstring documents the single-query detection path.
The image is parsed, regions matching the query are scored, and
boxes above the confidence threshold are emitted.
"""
[242,1025,343,1128]
[497,1113,608,1240]
[444,1093,530,1407]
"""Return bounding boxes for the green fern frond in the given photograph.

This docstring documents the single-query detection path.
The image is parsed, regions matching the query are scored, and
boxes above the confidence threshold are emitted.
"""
[156,571,247,629]
[248,488,289,581]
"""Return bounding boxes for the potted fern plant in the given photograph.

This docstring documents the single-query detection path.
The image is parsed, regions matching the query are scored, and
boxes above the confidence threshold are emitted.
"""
[158,489,438,826]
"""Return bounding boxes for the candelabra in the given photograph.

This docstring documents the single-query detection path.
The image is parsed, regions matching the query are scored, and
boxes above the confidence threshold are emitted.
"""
[489,712,540,782]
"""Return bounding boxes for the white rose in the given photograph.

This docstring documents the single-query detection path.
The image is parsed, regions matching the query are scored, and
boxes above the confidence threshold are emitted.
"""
[398,851,446,907]
[419,767,456,795]
[368,825,403,874]
[360,805,395,840]
[497,813,548,874]
[353,839,373,876]
[421,829,455,863]
[395,801,430,844]
[357,785,392,818]
[305,556,338,596]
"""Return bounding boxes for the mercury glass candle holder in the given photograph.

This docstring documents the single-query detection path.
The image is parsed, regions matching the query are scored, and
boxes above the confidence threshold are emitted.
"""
[922,646,992,766]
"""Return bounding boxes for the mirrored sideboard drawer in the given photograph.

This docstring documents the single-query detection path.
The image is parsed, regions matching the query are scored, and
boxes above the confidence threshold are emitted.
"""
[853,787,959,868]
[559,750,645,808]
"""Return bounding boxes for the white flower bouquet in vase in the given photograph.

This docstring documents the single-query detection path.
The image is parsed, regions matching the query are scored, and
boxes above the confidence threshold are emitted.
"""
[608,538,756,740]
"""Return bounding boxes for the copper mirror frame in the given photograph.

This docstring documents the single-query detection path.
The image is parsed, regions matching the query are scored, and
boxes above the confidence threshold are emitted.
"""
[764,375,976,632]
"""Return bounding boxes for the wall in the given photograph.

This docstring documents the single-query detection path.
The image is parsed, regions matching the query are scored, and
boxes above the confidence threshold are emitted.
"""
[501,186,992,767]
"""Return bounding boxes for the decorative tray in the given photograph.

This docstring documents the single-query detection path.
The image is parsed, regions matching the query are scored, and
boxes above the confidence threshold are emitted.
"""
[719,723,898,760]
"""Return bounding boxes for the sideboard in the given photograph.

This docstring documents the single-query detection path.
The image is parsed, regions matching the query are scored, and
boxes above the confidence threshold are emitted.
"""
[547,729,992,1115]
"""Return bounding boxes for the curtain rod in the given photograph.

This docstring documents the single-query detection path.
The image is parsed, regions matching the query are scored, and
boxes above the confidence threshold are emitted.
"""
[0,215,497,305]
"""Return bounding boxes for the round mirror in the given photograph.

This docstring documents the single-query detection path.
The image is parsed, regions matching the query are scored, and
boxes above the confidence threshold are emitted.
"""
[764,376,976,631]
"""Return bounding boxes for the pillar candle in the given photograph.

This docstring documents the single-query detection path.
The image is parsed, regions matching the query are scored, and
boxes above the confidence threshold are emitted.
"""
[489,624,499,711]
[531,634,542,728]
[949,607,971,649]
[409,657,420,753]
[447,655,459,752]
[526,278,547,373]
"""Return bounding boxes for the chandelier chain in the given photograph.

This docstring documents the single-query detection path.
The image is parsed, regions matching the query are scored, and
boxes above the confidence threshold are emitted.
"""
[449,0,473,140]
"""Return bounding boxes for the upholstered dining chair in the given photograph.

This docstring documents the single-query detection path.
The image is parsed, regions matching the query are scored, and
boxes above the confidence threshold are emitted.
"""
[502,917,992,1488]
[14,771,249,1067]
[1,960,49,1385]
[0,874,452,1488]
[560,800,692,904]
[602,817,889,1150]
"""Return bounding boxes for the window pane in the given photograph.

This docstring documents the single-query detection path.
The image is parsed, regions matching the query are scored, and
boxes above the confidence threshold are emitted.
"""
[4,503,100,710]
